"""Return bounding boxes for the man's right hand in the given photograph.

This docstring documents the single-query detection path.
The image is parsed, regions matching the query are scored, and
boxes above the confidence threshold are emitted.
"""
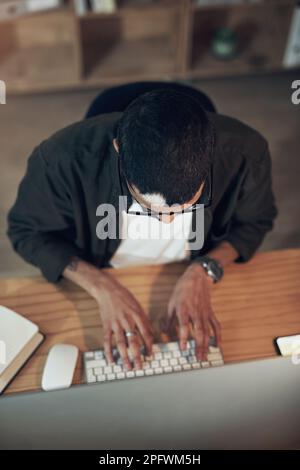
[93,271,153,370]
[63,258,153,371]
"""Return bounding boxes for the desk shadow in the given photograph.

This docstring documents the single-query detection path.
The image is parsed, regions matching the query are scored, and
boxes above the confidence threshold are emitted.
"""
[58,280,103,353]
[147,262,187,344]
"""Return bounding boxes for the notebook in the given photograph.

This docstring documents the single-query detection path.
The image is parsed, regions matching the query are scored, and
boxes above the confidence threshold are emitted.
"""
[0,305,44,394]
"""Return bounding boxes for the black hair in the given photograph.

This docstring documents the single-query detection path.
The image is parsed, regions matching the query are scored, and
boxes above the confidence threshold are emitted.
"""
[116,88,215,205]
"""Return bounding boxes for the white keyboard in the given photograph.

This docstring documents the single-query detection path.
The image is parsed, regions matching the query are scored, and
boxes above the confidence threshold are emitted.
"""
[84,339,224,384]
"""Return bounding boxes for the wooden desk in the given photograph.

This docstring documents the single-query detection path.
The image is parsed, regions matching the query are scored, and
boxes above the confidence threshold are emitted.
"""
[1,249,300,395]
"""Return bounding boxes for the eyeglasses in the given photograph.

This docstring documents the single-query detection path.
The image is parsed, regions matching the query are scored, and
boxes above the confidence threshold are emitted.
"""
[118,160,212,219]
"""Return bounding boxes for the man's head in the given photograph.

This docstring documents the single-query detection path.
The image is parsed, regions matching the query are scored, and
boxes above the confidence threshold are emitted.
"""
[114,88,215,214]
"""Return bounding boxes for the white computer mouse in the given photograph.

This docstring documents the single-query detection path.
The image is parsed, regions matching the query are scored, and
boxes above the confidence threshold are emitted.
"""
[42,343,79,392]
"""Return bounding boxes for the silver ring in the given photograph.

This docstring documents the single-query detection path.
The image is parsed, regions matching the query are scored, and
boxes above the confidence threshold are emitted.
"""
[125,331,137,338]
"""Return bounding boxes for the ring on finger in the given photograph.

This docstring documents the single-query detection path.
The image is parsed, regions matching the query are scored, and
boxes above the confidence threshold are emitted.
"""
[125,330,138,338]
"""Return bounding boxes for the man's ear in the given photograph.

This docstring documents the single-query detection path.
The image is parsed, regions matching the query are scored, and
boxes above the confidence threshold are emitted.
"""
[113,138,119,154]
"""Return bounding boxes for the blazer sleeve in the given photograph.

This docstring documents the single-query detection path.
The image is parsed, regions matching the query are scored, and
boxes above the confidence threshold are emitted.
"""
[225,143,278,262]
[7,144,83,282]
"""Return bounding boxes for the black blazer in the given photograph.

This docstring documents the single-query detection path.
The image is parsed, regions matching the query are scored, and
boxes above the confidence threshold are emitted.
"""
[7,112,277,282]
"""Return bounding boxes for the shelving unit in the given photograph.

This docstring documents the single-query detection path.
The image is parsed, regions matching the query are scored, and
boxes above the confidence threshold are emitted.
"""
[189,0,294,77]
[0,0,297,94]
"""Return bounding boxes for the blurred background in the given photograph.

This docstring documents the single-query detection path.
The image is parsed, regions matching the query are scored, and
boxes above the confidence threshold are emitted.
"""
[0,0,299,276]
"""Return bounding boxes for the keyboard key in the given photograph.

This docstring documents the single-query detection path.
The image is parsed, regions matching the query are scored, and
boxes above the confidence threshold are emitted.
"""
[211,360,224,367]
[107,373,116,381]
[94,367,103,375]
[85,352,95,359]
[151,360,159,368]
[95,351,105,360]
[117,372,125,379]
[192,363,201,369]
[154,367,163,375]
[113,365,122,373]
[163,352,172,359]
[161,359,169,367]
[168,342,179,351]
[170,358,178,366]
[104,366,112,374]
[97,374,106,382]
[164,366,173,373]
[152,344,161,353]
[88,375,96,383]
[86,369,95,380]
[126,371,135,378]
[201,361,210,368]
[154,352,162,360]
[145,369,154,376]
[136,370,145,377]
[86,360,106,369]
[179,357,187,365]
[182,349,190,357]
[98,359,107,367]
[174,365,182,372]
[183,364,192,370]
[208,353,223,361]
[173,350,181,358]
[188,355,197,364]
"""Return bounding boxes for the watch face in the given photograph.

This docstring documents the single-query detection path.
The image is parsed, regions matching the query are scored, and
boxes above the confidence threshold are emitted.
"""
[206,258,223,281]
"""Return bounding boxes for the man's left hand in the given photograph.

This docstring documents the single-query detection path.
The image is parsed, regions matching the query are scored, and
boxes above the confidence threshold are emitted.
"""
[166,263,221,361]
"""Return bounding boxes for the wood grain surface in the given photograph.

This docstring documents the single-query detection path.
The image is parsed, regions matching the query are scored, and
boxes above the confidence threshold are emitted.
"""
[1,249,300,395]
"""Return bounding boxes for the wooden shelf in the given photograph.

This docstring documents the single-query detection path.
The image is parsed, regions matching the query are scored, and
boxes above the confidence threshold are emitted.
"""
[77,3,182,81]
[0,45,78,93]
[189,0,294,77]
[79,0,175,18]
[192,0,292,11]
[83,37,177,84]
[0,0,298,94]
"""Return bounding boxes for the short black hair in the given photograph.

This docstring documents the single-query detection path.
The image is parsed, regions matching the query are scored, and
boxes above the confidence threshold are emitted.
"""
[117,88,215,206]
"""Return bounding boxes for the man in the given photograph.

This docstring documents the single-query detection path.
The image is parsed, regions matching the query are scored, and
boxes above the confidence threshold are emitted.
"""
[7,86,277,370]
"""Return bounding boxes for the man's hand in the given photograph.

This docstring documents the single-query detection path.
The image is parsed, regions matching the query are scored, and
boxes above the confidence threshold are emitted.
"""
[63,258,153,370]
[93,272,153,370]
[166,263,221,361]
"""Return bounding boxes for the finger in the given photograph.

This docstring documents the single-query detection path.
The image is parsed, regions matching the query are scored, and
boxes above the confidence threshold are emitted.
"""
[196,281,212,360]
[103,327,114,364]
[119,313,143,369]
[177,308,190,350]
[120,314,145,367]
[127,335,143,369]
[113,323,132,370]
[194,323,205,361]
[132,312,153,355]
[201,324,211,362]
[210,315,222,347]
[166,298,176,331]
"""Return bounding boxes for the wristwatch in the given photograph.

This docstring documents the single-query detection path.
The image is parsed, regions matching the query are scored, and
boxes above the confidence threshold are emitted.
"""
[193,256,224,283]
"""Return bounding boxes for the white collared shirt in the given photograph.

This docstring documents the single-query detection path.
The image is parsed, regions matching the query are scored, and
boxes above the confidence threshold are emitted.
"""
[110,201,193,268]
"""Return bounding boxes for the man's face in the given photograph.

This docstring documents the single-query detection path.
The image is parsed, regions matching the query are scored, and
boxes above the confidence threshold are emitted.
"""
[113,138,204,224]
